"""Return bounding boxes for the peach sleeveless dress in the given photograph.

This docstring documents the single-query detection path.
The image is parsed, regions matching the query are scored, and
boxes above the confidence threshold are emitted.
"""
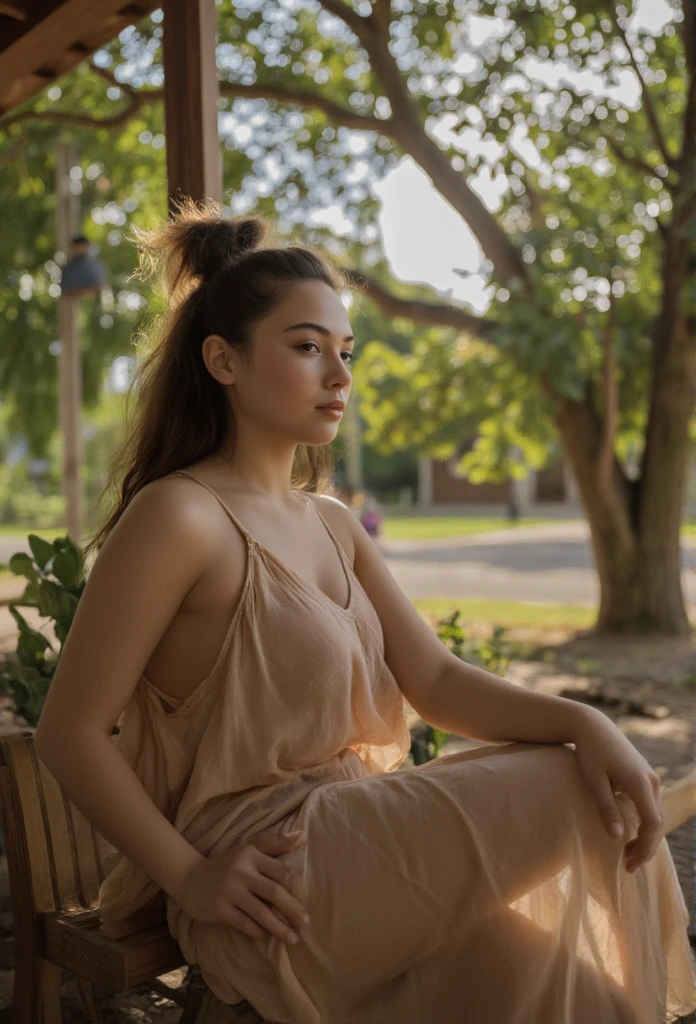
[98,470,696,1024]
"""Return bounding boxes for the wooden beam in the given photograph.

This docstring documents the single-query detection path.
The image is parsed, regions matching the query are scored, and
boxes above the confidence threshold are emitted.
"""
[162,0,222,209]
[0,0,159,115]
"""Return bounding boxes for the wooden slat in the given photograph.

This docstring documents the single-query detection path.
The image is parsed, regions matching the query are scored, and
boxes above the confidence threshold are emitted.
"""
[663,767,696,835]
[69,800,102,908]
[4,738,56,913]
[38,958,63,1024]
[35,755,82,913]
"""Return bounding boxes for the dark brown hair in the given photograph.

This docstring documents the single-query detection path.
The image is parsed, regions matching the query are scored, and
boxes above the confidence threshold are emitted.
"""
[85,199,352,559]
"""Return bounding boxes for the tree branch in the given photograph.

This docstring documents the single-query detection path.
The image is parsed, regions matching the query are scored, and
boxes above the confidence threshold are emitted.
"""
[680,3,696,166]
[345,267,494,337]
[0,80,395,137]
[0,100,151,130]
[89,62,137,99]
[606,137,659,179]
[369,0,392,45]
[683,0,695,78]
[319,0,528,287]
[317,0,370,42]
[609,5,673,168]
[597,297,617,491]
[221,81,393,135]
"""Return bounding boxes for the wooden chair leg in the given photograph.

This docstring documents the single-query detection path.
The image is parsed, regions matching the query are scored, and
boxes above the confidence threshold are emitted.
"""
[74,977,100,1023]
[13,957,63,1024]
[179,965,208,1024]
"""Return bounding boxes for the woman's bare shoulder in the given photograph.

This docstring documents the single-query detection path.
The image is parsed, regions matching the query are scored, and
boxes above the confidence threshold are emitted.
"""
[94,470,232,588]
[303,491,357,559]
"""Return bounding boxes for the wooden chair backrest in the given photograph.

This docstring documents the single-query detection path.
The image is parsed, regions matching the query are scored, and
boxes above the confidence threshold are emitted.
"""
[0,729,116,919]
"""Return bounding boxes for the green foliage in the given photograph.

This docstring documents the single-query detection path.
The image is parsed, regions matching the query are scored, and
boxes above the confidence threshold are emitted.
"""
[354,323,559,479]
[1,0,694,493]
[409,610,510,765]
[0,534,86,728]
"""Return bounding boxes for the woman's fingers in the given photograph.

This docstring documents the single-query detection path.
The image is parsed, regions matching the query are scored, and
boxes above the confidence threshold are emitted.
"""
[252,873,311,933]
[586,769,664,872]
[237,890,302,944]
[590,771,625,840]
[621,772,665,871]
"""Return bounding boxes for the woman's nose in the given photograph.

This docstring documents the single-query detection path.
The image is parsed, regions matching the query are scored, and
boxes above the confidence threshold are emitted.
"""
[331,360,352,387]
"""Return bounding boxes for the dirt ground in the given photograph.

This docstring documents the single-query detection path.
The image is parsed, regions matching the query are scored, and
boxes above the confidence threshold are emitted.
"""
[0,622,694,1022]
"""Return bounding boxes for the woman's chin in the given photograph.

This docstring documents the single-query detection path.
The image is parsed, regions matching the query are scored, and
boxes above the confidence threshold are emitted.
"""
[296,424,340,446]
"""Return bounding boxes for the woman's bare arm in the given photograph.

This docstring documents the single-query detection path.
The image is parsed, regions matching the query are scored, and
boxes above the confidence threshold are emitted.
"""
[34,478,219,905]
[321,494,588,745]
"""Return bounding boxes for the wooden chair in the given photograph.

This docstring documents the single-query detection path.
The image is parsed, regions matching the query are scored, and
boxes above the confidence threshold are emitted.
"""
[0,728,219,1024]
[1,730,693,1023]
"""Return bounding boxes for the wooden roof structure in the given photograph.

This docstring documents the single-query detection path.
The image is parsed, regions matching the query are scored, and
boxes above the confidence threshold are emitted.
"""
[0,0,223,204]
[0,2,159,116]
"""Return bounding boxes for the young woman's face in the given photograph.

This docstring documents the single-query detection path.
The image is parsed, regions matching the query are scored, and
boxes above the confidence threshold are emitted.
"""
[226,280,354,445]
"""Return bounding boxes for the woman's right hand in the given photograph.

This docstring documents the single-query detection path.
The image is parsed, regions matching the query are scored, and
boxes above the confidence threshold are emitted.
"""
[176,830,310,944]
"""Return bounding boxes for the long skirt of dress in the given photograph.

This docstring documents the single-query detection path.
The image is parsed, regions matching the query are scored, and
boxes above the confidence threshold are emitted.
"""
[169,742,696,1024]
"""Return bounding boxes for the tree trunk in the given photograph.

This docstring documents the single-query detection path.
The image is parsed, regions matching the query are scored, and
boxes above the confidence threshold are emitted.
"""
[555,264,695,636]
[634,227,696,633]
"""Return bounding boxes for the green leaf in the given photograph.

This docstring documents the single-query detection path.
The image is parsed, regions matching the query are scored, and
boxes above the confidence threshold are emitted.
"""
[52,549,80,588]
[28,534,55,570]
[8,552,38,583]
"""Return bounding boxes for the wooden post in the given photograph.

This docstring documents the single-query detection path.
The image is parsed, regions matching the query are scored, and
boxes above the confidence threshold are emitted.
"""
[55,139,83,546]
[162,0,222,210]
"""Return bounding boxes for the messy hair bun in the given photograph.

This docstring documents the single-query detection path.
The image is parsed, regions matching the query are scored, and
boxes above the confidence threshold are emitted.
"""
[132,197,271,300]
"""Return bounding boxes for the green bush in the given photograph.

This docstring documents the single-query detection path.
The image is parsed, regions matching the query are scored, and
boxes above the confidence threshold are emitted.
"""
[0,534,86,728]
[409,611,510,766]
[1,491,66,529]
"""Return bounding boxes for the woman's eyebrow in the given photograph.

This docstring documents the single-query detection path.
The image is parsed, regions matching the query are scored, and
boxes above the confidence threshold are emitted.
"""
[282,321,354,342]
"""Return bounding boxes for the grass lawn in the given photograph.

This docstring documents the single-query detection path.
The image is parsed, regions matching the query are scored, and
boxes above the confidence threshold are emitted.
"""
[382,516,562,540]
[411,595,596,629]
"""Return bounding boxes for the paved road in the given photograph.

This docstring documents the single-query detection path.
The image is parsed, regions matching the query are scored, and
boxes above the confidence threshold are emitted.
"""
[379,521,696,608]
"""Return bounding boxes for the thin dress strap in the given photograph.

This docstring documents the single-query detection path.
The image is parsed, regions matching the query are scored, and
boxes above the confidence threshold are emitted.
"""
[171,470,255,544]
[304,499,350,574]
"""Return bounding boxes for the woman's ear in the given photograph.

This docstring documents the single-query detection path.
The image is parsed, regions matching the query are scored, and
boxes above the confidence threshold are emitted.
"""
[202,334,236,385]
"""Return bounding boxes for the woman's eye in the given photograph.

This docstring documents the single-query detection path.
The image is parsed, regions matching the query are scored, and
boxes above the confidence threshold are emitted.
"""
[296,342,354,363]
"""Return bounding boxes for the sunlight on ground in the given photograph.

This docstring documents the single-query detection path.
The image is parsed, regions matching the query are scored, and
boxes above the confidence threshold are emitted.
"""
[412,596,597,629]
[382,517,562,540]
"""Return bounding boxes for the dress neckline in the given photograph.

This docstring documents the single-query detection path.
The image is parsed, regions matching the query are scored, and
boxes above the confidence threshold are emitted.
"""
[173,470,355,615]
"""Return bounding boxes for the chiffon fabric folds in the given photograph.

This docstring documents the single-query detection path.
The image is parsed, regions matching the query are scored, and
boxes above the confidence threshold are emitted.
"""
[99,470,696,1023]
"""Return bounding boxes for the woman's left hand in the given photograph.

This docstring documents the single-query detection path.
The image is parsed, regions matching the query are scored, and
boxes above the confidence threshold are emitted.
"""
[570,706,665,873]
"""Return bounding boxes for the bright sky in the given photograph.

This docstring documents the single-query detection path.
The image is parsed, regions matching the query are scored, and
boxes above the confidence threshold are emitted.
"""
[341,0,671,315]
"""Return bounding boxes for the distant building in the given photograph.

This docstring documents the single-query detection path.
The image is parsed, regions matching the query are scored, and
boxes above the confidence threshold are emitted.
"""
[417,447,581,514]
[417,439,696,517]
